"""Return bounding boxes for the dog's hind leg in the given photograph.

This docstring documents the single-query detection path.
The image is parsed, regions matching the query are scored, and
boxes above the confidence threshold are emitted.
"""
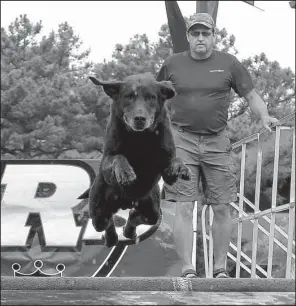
[103,216,119,247]
[89,173,114,233]
[88,172,106,219]
[123,187,161,239]
[122,208,142,239]
[92,211,111,232]
[92,205,119,247]
[137,199,161,226]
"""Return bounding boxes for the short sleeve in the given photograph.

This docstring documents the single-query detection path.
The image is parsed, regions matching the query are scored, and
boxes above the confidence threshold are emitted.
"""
[231,56,254,97]
[156,61,169,82]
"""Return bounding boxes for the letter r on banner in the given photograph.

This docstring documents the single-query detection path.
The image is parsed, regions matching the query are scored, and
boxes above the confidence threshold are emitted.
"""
[1,164,91,247]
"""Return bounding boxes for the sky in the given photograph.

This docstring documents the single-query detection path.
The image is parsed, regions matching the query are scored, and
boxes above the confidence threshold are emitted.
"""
[1,1,295,71]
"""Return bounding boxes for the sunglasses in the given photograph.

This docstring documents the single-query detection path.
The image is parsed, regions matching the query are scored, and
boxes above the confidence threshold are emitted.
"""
[189,31,213,38]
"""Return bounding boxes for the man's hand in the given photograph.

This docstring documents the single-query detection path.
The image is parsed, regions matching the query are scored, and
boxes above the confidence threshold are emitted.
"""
[261,115,279,132]
[244,90,279,133]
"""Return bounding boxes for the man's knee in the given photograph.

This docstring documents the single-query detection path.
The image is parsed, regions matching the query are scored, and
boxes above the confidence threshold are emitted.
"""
[211,203,231,220]
[175,201,195,219]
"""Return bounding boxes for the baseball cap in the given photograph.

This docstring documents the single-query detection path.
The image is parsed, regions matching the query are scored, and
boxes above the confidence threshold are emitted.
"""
[187,13,215,32]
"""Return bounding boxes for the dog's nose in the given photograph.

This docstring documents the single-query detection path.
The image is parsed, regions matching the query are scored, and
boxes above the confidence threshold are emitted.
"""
[134,116,146,123]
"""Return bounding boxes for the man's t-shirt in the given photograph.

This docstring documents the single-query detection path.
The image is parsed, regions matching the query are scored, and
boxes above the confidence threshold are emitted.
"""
[156,50,254,135]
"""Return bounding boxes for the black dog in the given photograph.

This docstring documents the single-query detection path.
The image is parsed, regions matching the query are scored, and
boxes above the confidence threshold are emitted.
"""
[85,73,191,247]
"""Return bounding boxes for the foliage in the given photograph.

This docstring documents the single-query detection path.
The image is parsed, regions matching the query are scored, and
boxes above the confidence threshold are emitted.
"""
[1,15,105,159]
[93,17,238,81]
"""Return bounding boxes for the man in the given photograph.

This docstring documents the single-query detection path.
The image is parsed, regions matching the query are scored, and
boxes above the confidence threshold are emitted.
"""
[156,13,278,278]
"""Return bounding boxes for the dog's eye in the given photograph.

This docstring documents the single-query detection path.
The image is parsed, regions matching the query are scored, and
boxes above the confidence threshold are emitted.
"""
[145,94,156,101]
[125,93,135,101]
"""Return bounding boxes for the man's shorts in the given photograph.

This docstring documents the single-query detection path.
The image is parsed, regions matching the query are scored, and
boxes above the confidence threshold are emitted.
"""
[163,126,238,205]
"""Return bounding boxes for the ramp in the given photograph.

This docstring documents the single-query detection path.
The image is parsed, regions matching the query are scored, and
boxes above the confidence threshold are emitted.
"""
[1,277,295,305]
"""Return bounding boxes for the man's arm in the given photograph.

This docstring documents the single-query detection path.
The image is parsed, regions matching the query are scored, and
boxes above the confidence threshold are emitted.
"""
[244,89,279,132]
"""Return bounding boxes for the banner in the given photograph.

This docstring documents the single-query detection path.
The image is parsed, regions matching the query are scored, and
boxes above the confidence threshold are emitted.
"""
[165,1,189,53]
[242,1,255,5]
[196,1,219,23]
[1,159,184,277]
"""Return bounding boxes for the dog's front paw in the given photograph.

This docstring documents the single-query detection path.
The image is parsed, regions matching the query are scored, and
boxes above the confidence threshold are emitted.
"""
[114,164,136,186]
[113,157,137,186]
[176,159,191,181]
[163,158,191,185]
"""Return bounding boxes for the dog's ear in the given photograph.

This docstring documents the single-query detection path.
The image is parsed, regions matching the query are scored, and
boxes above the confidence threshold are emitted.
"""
[158,80,176,101]
[89,76,124,100]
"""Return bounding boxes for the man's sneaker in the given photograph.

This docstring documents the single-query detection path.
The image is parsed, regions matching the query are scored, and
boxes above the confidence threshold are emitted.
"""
[213,268,230,278]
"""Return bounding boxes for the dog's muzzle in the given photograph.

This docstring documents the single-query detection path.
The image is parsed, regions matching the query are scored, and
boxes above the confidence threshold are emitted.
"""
[124,115,154,131]
[133,116,147,130]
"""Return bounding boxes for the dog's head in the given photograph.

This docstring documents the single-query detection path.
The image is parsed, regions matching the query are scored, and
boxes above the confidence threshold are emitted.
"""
[89,73,175,131]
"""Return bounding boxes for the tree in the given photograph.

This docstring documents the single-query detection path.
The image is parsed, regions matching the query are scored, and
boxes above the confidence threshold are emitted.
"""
[92,17,238,81]
[1,15,105,159]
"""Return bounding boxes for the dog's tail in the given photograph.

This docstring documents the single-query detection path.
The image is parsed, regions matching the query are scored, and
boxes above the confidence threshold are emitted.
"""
[77,188,90,199]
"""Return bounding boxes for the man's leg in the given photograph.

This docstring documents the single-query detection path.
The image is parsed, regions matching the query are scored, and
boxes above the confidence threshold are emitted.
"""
[165,127,200,277]
[199,130,237,277]
[163,163,199,277]
[173,201,196,276]
[211,203,232,273]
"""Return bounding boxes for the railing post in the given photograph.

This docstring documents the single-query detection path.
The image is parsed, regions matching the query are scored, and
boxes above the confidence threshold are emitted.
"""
[192,201,198,271]
[251,133,263,278]
[209,206,214,277]
[201,205,210,277]
[236,143,246,278]
[267,126,281,278]
[286,128,295,278]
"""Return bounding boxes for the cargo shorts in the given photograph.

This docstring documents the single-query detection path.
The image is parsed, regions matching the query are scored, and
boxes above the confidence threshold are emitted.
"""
[163,125,238,205]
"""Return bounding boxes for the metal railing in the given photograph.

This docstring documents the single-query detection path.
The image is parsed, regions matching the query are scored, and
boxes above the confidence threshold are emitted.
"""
[199,112,295,278]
